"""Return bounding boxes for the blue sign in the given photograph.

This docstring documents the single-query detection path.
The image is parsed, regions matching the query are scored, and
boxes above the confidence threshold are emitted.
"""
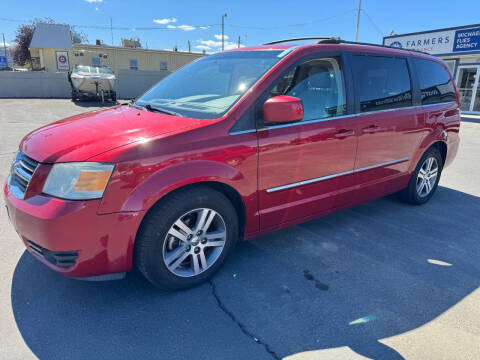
[0,56,7,68]
[453,26,480,52]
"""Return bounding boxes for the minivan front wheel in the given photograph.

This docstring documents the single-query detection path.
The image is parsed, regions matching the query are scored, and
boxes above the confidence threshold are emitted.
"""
[163,208,227,278]
[400,147,443,205]
[135,186,238,289]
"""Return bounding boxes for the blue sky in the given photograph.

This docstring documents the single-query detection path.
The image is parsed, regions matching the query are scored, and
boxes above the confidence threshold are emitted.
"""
[1,0,479,53]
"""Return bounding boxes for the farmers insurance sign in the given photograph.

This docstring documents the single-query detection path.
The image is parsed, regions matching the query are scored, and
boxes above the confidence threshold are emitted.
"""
[56,51,70,71]
[383,25,480,55]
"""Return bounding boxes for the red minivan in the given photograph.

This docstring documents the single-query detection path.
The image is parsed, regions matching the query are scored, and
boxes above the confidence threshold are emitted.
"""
[4,38,461,289]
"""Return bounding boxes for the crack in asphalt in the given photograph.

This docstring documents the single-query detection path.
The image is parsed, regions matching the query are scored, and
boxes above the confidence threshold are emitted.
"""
[209,280,281,360]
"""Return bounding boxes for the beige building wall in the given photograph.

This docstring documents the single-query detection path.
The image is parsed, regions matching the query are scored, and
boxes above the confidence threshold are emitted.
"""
[35,45,204,73]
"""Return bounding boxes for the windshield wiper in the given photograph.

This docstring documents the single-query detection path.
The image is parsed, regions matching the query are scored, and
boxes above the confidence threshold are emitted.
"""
[144,104,183,117]
[127,100,144,110]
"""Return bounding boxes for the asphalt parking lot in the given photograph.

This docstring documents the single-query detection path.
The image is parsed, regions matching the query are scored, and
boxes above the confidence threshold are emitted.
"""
[1,99,479,360]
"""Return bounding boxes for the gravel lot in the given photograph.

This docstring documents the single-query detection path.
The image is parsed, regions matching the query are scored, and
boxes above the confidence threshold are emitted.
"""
[1,99,480,360]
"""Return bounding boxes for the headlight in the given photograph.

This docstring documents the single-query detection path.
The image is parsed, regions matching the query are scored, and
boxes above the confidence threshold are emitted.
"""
[43,162,114,200]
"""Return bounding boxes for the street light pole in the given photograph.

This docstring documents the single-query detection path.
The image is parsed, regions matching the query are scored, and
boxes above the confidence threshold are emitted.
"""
[110,17,114,46]
[2,33,7,67]
[355,0,362,42]
[221,13,227,51]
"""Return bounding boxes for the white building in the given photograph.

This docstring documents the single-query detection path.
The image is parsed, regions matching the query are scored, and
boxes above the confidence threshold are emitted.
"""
[384,24,480,114]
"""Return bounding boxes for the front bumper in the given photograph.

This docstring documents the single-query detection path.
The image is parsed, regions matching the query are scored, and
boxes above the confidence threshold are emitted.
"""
[4,182,144,279]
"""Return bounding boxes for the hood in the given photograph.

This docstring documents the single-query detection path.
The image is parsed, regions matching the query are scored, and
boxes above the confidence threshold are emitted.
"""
[20,105,201,163]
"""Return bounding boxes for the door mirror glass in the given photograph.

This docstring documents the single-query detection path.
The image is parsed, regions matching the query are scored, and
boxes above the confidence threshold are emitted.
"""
[263,95,303,123]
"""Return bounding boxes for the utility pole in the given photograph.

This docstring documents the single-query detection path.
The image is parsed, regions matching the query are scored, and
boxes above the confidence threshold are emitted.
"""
[2,33,7,67]
[221,13,227,51]
[237,35,240,48]
[188,40,191,53]
[355,0,362,42]
[110,17,114,46]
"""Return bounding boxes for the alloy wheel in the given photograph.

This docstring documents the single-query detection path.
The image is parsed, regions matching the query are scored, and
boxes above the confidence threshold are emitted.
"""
[416,157,439,198]
[162,208,227,277]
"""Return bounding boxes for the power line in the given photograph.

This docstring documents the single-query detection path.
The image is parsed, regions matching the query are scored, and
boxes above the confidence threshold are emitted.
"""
[2,10,372,39]
[0,17,220,31]
[1,11,357,33]
[228,10,356,30]
[362,10,385,36]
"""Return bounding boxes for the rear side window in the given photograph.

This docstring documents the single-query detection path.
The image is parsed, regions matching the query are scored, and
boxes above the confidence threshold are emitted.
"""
[352,55,412,112]
[414,58,456,105]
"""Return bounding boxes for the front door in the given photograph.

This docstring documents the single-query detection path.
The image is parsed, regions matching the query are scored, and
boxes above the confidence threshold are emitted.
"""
[456,66,480,114]
[258,55,357,230]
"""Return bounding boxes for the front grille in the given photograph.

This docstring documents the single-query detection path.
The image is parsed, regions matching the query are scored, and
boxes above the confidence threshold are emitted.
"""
[27,240,79,268]
[8,152,39,199]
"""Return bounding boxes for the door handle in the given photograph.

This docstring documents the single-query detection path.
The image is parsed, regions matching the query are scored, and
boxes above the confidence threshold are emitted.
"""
[334,129,355,138]
[362,125,381,133]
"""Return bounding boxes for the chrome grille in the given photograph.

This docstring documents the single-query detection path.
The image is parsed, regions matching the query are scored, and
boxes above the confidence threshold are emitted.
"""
[8,152,39,199]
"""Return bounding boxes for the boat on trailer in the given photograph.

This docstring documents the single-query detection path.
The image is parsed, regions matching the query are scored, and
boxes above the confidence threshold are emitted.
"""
[69,65,117,102]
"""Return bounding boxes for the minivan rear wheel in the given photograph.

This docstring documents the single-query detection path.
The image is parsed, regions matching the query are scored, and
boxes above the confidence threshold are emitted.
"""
[134,186,238,289]
[399,147,443,205]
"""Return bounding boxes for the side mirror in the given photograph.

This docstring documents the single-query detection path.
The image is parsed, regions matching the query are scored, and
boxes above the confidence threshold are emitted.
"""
[263,95,303,124]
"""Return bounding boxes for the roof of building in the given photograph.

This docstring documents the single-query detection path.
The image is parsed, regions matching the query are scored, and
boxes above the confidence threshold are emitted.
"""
[73,43,204,56]
[30,23,72,50]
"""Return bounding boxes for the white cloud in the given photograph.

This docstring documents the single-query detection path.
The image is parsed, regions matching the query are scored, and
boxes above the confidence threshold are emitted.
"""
[199,40,222,47]
[224,42,245,50]
[196,45,211,50]
[199,26,210,30]
[167,25,177,29]
[153,17,177,25]
[214,34,229,40]
[177,24,196,31]
[3,42,10,47]
[95,7,99,11]
[198,39,244,50]
[84,0,103,3]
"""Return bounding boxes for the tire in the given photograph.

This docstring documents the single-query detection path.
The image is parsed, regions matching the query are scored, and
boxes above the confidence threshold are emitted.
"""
[134,186,239,290]
[399,146,443,205]
[111,91,117,102]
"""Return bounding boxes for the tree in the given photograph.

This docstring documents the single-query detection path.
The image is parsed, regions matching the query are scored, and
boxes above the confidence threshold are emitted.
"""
[13,24,35,66]
[71,27,89,44]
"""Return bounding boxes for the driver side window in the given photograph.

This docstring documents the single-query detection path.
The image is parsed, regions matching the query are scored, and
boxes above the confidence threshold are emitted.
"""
[270,57,347,121]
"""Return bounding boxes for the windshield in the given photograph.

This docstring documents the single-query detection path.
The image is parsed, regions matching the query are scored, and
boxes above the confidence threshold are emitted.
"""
[73,65,114,74]
[98,67,114,74]
[73,65,92,73]
[136,50,283,119]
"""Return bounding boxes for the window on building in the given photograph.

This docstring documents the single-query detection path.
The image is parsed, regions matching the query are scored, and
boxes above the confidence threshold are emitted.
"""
[352,55,412,112]
[269,57,347,121]
[130,59,138,70]
[414,58,456,105]
[444,60,456,73]
[160,61,168,71]
[91,57,101,66]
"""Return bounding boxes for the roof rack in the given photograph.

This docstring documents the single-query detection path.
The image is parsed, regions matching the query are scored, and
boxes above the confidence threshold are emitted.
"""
[264,37,341,45]
[317,39,430,54]
[264,37,430,55]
